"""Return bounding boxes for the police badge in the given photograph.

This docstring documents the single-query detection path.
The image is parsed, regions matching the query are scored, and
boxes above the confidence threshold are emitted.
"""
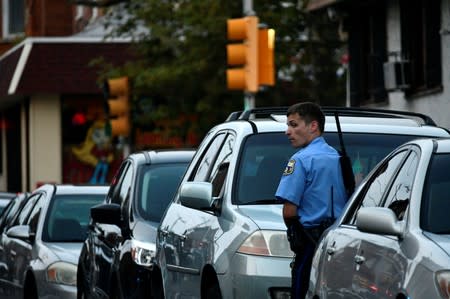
[283,159,295,175]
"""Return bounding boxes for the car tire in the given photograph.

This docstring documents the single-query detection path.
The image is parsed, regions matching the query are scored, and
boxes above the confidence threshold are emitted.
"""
[23,274,38,299]
[77,267,86,299]
[204,279,222,299]
[150,269,165,299]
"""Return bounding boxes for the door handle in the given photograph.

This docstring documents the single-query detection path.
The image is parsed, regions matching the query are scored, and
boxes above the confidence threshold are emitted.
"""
[326,247,336,255]
[354,255,365,265]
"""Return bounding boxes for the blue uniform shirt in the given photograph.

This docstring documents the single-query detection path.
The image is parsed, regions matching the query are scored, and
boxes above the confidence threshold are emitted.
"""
[275,136,348,228]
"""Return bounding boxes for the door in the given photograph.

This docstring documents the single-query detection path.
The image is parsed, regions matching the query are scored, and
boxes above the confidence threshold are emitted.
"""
[161,131,234,298]
[316,149,409,298]
[352,149,418,298]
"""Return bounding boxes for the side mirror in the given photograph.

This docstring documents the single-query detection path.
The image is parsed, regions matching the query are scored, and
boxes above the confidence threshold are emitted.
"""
[91,203,121,226]
[179,182,214,211]
[356,207,403,237]
[6,225,33,242]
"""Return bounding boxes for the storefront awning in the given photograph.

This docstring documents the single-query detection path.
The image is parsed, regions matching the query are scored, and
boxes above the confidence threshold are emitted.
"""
[0,37,133,98]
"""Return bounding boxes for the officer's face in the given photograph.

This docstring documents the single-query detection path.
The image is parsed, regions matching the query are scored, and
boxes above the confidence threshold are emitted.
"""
[286,113,317,148]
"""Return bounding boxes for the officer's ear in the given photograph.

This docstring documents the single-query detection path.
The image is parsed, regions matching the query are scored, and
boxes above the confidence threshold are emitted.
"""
[309,120,319,134]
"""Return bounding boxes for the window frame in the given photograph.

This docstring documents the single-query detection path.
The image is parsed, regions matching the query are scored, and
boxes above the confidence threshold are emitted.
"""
[2,0,25,39]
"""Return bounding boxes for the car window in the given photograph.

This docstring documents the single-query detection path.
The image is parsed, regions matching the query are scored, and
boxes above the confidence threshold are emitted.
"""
[345,150,409,225]
[26,193,46,234]
[236,133,295,204]
[13,193,42,226]
[383,150,419,220]
[0,197,19,233]
[210,134,235,197]
[108,161,132,205]
[323,132,427,186]
[421,153,450,234]
[192,132,227,182]
[137,163,189,222]
[43,193,106,242]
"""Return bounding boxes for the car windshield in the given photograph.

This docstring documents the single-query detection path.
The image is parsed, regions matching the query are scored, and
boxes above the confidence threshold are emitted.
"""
[43,194,105,242]
[421,153,450,234]
[235,132,428,205]
[136,163,189,223]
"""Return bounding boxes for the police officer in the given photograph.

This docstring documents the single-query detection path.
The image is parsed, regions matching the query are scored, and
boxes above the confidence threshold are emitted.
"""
[275,102,348,299]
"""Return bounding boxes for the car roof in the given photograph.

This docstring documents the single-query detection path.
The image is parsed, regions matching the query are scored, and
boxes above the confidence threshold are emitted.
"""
[0,192,17,200]
[33,184,109,195]
[223,106,450,137]
[127,149,196,165]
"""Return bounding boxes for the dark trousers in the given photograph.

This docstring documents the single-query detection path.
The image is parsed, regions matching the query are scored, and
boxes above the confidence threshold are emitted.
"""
[290,232,316,299]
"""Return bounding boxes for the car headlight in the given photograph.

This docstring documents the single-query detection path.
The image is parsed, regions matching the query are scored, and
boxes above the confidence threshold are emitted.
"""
[131,239,156,268]
[47,261,77,286]
[436,270,450,298]
[237,230,293,258]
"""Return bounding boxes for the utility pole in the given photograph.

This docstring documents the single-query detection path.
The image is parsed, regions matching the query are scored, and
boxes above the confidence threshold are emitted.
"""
[243,0,255,110]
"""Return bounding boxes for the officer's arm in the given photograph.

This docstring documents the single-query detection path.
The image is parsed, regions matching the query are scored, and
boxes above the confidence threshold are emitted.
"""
[283,202,298,227]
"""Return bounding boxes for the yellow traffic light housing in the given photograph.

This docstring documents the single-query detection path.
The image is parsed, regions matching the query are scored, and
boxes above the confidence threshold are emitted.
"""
[258,28,275,86]
[105,76,130,137]
[226,16,259,93]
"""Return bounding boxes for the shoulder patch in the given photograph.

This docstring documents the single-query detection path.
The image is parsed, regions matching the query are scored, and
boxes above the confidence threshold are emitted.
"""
[283,159,296,175]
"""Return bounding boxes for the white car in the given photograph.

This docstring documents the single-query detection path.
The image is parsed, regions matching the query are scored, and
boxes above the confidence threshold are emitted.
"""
[309,137,450,299]
[0,184,108,299]
[152,107,450,299]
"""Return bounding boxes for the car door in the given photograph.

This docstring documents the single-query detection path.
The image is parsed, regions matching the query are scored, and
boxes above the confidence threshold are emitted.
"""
[160,131,234,297]
[315,149,409,298]
[92,160,133,295]
[1,192,45,298]
[351,148,418,298]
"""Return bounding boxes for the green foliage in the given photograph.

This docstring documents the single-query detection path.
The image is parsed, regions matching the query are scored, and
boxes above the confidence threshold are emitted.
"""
[97,0,346,137]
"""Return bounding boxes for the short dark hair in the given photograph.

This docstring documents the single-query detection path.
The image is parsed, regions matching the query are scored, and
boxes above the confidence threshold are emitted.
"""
[287,102,325,133]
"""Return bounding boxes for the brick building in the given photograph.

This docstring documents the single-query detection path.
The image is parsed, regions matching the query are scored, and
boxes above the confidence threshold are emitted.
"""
[0,0,133,191]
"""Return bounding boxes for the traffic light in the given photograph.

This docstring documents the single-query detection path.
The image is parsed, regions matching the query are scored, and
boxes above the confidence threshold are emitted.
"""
[226,17,275,92]
[258,28,275,86]
[104,76,130,137]
[226,16,259,93]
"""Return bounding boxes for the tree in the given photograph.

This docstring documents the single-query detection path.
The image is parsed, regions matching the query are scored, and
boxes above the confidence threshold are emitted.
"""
[94,0,346,139]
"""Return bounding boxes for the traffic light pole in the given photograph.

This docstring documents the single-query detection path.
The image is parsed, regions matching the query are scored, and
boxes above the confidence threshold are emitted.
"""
[244,0,255,110]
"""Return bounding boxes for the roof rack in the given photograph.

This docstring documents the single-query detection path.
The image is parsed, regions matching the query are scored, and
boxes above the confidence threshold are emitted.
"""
[226,106,437,126]
[321,107,436,126]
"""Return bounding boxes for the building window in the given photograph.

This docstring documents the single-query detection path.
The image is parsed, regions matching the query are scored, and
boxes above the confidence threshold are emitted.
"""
[400,0,442,96]
[2,0,25,38]
[348,1,387,106]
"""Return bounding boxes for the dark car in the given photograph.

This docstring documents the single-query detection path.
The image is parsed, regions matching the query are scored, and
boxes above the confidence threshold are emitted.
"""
[77,149,195,299]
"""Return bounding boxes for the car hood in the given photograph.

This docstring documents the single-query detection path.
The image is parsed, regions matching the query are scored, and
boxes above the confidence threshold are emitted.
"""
[132,219,158,243]
[237,204,285,230]
[46,243,83,264]
[424,232,450,255]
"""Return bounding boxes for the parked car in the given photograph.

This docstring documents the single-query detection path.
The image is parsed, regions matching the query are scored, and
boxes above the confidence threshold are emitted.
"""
[0,192,31,292]
[308,137,450,298]
[77,149,195,299]
[0,192,17,216]
[0,184,108,299]
[153,107,450,299]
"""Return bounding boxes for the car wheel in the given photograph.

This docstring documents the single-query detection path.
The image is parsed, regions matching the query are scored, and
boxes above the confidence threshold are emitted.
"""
[23,274,38,299]
[77,268,87,299]
[150,269,165,299]
[204,279,222,299]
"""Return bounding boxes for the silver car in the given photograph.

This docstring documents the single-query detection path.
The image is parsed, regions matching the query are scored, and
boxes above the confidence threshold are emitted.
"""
[153,107,450,299]
[309,137,450,299]
[0,184,108,299]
